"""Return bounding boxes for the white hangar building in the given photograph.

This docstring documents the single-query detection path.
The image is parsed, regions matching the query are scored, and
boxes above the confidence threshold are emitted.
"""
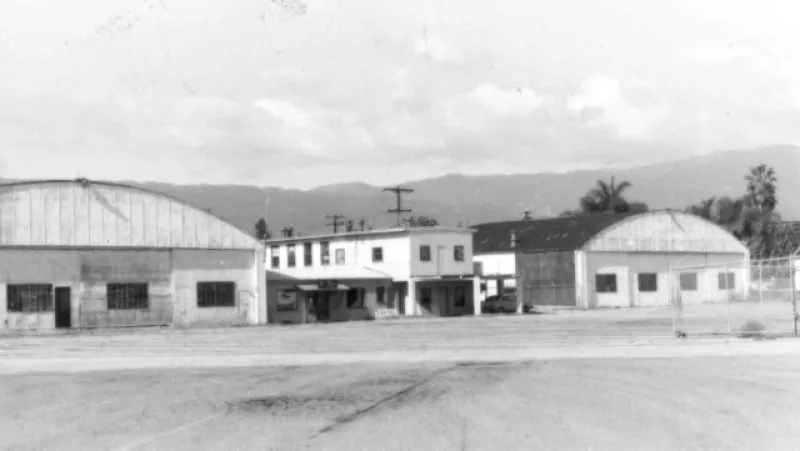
[472,211,750,310]
[0,179,266,332]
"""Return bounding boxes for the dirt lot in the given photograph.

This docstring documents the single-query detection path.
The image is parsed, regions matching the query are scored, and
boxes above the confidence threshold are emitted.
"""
[3,308,800,450]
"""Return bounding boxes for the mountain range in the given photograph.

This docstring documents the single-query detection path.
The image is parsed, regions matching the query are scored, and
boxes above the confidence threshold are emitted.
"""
[1,146,780,236]
[102,145,800,236]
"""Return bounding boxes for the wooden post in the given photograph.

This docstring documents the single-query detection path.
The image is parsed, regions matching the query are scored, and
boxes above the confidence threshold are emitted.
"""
[758,260,764,326]
[669,262,677,335]
[724,264,732,335]
[792,261,798,337]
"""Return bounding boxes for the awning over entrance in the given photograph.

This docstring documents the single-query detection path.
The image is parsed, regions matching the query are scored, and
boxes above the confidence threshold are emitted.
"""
[296,284,351,292]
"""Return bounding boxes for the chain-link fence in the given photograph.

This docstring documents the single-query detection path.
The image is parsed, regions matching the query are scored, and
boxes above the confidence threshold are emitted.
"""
[669,257,799,338]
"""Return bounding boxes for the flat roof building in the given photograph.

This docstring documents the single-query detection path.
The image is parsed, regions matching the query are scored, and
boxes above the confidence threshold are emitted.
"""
[265,227,479,323]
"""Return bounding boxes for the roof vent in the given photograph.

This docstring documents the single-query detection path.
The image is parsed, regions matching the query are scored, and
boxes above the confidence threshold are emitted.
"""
[510,230,517,248]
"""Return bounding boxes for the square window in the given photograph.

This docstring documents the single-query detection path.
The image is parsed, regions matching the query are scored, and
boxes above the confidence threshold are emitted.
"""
[718,272,735,290]
[420,245,431,262]
[679,273,698,291]
[347,288,365,309]
[595,274,617,293]
[638,273,658,292]
[197,282,235,308]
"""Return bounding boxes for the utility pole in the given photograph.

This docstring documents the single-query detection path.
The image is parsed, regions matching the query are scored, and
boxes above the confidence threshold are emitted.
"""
[383,185,414,227]
[325,214,347,233]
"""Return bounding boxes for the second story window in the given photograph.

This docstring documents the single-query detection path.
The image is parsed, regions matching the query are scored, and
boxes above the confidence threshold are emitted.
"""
[303,242,313,267]
[372,247,383,262]
[287,244,296,268]
[453,245,465,261]
[335,248,346,265]
[270,245,280,268]
[320,241,330,266]
[420,245,431,262]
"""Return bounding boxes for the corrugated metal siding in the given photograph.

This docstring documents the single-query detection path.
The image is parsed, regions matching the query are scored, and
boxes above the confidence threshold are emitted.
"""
[516,251,577,307]
[0,182,258,249]
[584,211,748,254]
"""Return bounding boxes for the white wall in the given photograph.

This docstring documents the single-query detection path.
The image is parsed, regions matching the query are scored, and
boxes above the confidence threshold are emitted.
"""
[268,234,411,280]
[171,249,257,328]
[474,252,515,277]
[409,231,474,278]
[581,251,749,309]
[268,229,476,281]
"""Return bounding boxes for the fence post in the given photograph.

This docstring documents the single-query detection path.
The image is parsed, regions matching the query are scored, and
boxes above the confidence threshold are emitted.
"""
[758,260,764,325]
[724,264,732,335]
[792,261,798,337]
[668,263,676,335]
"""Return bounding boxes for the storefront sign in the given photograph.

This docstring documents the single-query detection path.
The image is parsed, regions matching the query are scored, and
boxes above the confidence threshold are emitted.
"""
[318,279,339,289]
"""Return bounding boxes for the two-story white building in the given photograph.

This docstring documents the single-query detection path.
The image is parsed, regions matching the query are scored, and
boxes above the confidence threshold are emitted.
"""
[265,227,479,324]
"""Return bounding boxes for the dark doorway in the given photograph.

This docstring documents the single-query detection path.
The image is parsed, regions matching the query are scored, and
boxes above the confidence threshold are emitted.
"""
[316,292,331,321]
[54,287,71,329]
[307,292,332,323]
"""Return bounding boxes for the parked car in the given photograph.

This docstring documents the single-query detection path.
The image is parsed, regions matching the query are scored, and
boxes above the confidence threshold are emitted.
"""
[482,292,518,313]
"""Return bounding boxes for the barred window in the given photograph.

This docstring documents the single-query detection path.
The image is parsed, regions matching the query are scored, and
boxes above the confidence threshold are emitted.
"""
[197,282,235,307]
[107,283,149,310]
[7,284,53,312]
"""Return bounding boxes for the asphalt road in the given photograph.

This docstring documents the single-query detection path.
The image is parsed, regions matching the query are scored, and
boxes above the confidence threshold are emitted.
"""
[3,308,800,450]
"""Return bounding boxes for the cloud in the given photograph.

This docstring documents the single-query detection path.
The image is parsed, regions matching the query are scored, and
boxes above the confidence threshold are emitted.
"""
[567,75,667,139]
[252,98,311,128]
[468,84,543,116]
[688,45,774,70]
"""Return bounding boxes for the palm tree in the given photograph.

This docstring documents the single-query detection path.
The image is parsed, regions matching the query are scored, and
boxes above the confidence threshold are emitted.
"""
[581,176,637,214]
[745,164,778,212]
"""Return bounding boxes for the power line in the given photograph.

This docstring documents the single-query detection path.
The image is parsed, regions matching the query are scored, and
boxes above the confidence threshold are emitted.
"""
[325,214,347,233]
[383,185,414,227]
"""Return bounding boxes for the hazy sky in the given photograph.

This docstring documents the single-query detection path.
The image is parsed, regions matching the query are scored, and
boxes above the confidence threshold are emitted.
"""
[2,0,800,189]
